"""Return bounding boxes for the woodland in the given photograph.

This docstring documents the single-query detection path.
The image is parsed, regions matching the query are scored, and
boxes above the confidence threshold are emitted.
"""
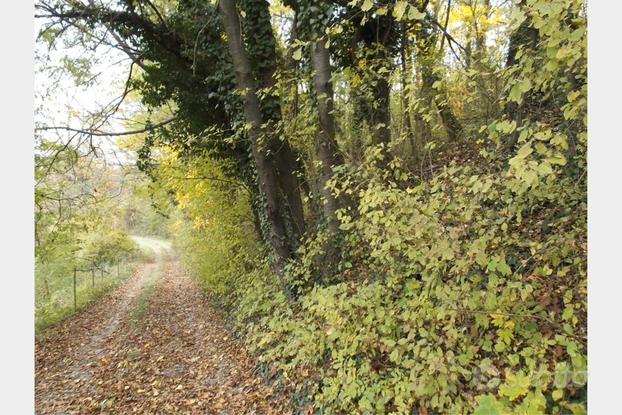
[34,0,587,414]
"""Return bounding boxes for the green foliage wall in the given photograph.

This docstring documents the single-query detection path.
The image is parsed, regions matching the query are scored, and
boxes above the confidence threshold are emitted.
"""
[168,0,587,413]
[233,155,586,414]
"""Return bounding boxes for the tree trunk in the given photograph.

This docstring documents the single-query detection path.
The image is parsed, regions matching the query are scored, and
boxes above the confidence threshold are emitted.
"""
[414,19,464,142]
[218,0,291,278]
[474,0,490,64]
[371,17,394,153]
[400,24,416,163]
[503,1,539,151]
[240,0,306,242]
[310,36,344,234]
[372,75,392,148]
[425,67,463,141]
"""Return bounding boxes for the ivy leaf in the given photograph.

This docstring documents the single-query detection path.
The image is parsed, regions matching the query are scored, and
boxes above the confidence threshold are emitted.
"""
[361,0,373,12]
[292,48,302,61]
[516,391,547,415]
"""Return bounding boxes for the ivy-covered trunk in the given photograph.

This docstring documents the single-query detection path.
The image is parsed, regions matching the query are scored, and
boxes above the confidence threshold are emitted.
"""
[218,0,292,286]
[240,0,306,245]
[400,22,417,163]
[365,16,394,151]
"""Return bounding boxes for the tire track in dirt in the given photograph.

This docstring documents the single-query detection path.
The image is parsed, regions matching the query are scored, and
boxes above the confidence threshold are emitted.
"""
[35,250,290,414]
[35,256,162,414]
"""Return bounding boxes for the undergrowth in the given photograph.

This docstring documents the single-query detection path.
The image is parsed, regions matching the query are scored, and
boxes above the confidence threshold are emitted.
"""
[175,140,586,414]
[169,0,587,412]
[35,261,139,336]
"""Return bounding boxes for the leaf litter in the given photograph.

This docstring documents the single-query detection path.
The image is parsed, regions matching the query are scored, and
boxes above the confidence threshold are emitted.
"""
[35,251,291,414]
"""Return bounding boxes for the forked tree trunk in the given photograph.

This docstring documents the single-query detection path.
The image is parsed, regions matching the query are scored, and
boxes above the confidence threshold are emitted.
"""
[239,0,306,242]
[218,0,291,279]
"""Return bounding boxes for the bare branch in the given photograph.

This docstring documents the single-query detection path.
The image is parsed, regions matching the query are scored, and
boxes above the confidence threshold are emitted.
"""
[36,117,177,137]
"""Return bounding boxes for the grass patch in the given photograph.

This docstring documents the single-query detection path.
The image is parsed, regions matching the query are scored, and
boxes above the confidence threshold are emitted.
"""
[130,235,172,254]
[35,261,138,337]
[130,260,163,325]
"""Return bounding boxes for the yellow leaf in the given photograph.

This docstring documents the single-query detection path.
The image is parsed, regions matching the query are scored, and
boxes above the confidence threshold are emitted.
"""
[408,6,425,20]
[361,0,373,12]
[393,1,407,20]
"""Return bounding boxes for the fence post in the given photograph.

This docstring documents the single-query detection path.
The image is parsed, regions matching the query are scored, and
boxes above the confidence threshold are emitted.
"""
[117,263,120,279]
[91,268,95,288]
[73,267,77,312]
[101,267,104,282]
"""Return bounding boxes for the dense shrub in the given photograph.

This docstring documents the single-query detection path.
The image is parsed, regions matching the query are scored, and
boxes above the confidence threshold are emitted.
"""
[228,151,586,414]
[78,230,139,267]
[163,0,587,412]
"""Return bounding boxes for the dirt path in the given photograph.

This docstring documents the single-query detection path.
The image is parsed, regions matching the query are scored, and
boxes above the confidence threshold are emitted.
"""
[35,250,290,414]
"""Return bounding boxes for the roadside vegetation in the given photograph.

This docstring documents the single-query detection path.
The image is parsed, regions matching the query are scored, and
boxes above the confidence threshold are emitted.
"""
[36,0,587,413]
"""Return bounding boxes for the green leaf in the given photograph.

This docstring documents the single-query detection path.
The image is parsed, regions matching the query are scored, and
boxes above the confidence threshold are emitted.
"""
[496,120,516,134]
[534,130,552,141]
[515,143,533,159]
[497,259,511,276]
[547,155,567,166]
[569,27,586,42]
[474,395,509,415]
[516,391,547,415]
[509,83,523,104]
[499,371,530,401]
[518,78,532,93]
[534,142,548,155]
[537,162,553,176]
